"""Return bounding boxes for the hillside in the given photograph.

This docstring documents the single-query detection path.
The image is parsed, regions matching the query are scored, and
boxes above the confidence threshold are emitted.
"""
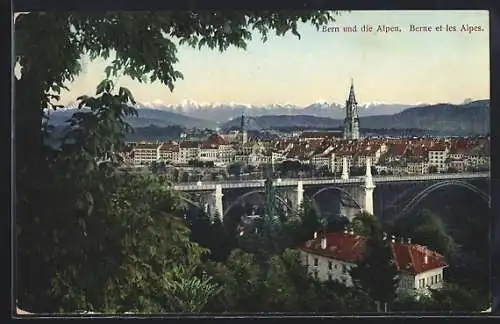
[224,114,343,130]
[47,107,217,129]
[221,100,489,135]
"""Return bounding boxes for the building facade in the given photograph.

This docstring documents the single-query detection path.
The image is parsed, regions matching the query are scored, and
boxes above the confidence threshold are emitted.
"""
[298,232,447,298]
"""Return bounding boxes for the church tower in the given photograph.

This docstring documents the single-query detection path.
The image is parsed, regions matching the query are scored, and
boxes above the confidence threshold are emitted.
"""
[240,113,248,145]
[343,79,360,140]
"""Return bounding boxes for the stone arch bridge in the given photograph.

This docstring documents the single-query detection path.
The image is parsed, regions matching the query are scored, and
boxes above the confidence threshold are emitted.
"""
[173,159,489,223]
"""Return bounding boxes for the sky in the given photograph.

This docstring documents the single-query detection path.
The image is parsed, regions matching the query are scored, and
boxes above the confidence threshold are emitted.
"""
[18,10,490,107]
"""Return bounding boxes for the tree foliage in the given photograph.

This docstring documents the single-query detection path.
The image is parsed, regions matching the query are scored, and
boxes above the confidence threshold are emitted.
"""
[350,211,381,237]
[393,283,487,312]
[17,9,480,314]
[17,82,221,313]
[350,227,399,307]
[393,209,459,259]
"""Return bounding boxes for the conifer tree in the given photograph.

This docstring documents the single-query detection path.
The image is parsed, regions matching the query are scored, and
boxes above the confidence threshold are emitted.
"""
[350,232,399,311]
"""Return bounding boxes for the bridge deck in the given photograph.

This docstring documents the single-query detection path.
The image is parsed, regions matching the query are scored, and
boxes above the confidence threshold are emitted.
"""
[172,172,489,191]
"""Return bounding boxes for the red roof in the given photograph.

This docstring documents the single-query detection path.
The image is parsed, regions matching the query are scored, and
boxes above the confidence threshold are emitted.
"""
[299,131,343,139]
[428,143,447,151]
[206,134,228,146]
[298,232,447,275]
[179,141,200,149]
[159,142,179,152]
[200,142,218,149]
[133,143,160,150]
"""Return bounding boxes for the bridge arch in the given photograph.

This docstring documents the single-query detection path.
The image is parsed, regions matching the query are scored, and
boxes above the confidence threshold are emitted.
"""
[310,186,362,210]
[179,195,206,212]
[223,190,293,218]
[400,180,489,216]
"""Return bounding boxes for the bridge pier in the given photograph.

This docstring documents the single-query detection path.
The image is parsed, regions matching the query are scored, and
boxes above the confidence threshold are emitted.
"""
[341,156,349,180]
[362,157,376,216]
[214,184,224,220]
[297,180,304,210]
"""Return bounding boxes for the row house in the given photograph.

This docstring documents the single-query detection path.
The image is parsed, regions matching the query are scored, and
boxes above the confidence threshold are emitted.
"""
[298,131,343,143]
[332,153,354,173]
[311,153,332,170]
[248,152,272,166]
[298,232,447,298]
[179,141,200,164]
[406,160,429,174]
[381,143,408,164]
[465,151,490,170]
[446,145,469,172]
[131,143,161,165]
[234,154,250,164]
[271,151,286,165]
[158,142,180,164]
[199,142,219,163]
[427,144,449,172]
[352,145,384,168]
[220,131,240,144]
[273,140,294,155]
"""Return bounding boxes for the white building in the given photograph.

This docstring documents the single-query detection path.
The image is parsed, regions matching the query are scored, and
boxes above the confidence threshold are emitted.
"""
[199,142,219,163]
[158,142,180,164]
[178,141,200,165]
[298,232,448,298]
[131,143,161,165]
[428,144,449,172]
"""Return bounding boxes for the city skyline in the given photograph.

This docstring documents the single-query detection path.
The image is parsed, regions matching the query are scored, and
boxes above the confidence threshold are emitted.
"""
[18,10,489,107]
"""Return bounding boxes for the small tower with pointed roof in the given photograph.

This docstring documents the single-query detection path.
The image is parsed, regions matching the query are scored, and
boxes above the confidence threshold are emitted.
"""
[343,79,360,140]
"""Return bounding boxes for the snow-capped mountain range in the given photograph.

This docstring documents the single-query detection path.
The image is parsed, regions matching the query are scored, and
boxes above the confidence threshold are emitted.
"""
[126,100,433,122]
[50,99,489,135]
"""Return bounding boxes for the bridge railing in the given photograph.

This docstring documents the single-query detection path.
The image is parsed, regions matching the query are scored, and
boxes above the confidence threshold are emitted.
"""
[172,172,489,191]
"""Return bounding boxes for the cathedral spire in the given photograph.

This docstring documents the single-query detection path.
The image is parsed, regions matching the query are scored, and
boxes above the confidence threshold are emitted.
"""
[348,79,357,105]
[343,79,360,140]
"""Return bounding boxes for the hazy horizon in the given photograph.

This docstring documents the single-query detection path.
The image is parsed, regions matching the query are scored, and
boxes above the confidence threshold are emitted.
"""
[16,10,490,107]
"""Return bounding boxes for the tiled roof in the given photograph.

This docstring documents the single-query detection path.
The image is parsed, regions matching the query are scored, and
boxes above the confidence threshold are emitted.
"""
[206,134,229,146]
[133,143,160,150]
[299,131,343,139]
[159,142,179,152]
[200,142,218,149]
[428,143,447,151]
[298,232,447,275]
[179,141,200,149]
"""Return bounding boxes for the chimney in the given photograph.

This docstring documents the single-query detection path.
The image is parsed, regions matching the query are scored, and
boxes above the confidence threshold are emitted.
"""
[344,227,348,234]
[407,237,412,244]
[391,235,395,243]
[321,237,327,249]
[313,232,318,239]
[400,237,405,244]
[424,253,429,265]
[383,232,387,241]
[349,229,354,235]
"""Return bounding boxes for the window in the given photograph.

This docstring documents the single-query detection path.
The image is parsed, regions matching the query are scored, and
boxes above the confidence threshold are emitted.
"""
[438,274,442,282]
[419,279,425,288]
[431,276,434,284]
[313,270,319,279]
[328,261,333,270]
[314,258,319,267]
[328,274,333,281]
[342,264,348,274]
